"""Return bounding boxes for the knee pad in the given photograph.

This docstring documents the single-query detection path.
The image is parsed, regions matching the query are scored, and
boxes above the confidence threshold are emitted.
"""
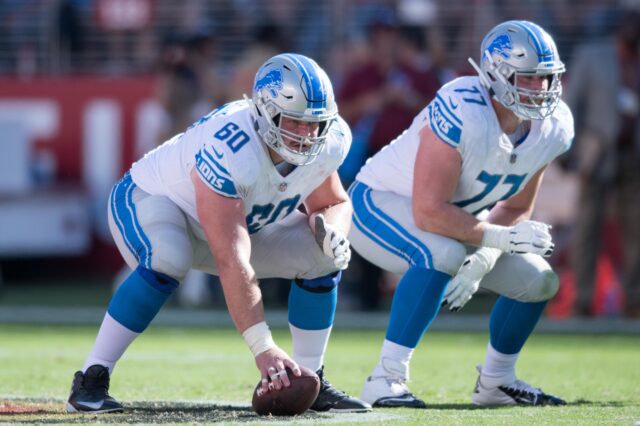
[294,271,341,293]
[149,227,193,281]
[134,195,193,281]
[432,240,467,276]
[526,270,560,302]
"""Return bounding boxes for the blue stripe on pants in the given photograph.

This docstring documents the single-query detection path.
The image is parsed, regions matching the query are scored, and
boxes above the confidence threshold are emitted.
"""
[349,181,434,269]
[110,173,153,269]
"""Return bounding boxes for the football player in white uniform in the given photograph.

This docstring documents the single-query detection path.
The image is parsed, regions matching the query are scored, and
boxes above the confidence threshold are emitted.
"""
[66,53,370,414]
[350,21,573,407]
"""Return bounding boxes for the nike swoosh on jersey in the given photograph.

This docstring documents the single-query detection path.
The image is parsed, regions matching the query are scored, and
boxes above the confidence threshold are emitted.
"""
[448,97,458,110]
[212,146,224,159]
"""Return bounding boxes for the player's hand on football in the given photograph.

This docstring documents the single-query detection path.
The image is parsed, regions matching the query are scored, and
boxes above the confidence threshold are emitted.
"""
[483,220,554,257]
[314,214,351,270]
[255,346,301,393]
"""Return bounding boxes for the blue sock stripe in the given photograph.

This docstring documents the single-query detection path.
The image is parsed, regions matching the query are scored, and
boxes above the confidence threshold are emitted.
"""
[107,266,177,333]
[385,267,451,348]
[350,181,433,269]
[489,296,547,355]
[288,282,336,330]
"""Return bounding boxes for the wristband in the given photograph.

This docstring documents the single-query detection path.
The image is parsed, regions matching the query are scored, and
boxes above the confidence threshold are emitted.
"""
[242,321,275,357]
[471,247,503,273]
[481,223,509,251]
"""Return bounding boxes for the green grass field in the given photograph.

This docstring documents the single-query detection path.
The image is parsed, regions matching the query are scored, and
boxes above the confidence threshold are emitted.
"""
[0,324,638,425]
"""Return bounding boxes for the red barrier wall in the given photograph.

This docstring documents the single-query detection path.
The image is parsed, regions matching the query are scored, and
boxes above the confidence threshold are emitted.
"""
[0,76,157,182]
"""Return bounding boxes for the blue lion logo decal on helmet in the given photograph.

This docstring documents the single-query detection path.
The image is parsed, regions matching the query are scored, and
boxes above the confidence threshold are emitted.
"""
[487,33,513,59]
[254,69,283,98]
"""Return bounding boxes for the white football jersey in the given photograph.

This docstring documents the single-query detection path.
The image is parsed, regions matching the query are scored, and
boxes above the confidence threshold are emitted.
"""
[356,76,573,215]
[131,100,351,235]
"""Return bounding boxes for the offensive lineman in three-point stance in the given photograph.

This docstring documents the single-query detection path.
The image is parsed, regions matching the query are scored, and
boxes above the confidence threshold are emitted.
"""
[66,53,370,414]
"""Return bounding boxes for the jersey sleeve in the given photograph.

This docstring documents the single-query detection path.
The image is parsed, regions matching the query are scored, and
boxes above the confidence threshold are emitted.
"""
[426,86,465,148]
[552,100,574,156]
[426,78,489,158]
[195,144,240,198]
[331,116,353,166]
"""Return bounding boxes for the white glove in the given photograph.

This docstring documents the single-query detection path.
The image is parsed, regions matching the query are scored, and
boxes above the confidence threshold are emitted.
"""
[442,247,501,311]
[314,214,351,270]
[482,220,554,257]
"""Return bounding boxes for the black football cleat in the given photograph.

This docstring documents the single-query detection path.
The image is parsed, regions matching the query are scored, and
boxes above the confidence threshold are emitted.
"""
[309,366,372,413]
[66,365,124,413]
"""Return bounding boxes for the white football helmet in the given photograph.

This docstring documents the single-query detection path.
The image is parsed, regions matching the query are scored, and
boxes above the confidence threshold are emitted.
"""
[248,53,338,166]
[469,20,565,120]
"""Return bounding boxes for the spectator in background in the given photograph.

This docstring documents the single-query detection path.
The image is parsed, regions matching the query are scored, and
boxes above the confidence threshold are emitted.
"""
[337,13,449,310]
[220,23,289,103]
[55,0,85,73]
[156,30,219,142]
[338,15,444,182]
[565,10,640,318]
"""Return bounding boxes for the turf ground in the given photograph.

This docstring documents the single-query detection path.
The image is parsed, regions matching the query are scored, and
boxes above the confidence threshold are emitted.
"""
[0,324,638,425]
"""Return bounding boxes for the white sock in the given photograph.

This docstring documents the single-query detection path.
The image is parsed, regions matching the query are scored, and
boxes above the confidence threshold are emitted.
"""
[371,339,414,380]
[289,324,331,372]
[82,313,140,375]
[481,343,519,387]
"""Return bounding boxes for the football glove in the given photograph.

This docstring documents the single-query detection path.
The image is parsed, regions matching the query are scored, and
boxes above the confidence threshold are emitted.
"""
[482,220,554,257]
[442,247,502,311]
[314,214,351,270]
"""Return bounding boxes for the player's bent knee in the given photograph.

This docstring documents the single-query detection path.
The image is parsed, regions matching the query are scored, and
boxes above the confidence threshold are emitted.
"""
[295,271,341,293]
[432,240,467,276]
[137,265,180,291]
[150,232,193,281]
[526,270,560,302]
[298,255,340,281]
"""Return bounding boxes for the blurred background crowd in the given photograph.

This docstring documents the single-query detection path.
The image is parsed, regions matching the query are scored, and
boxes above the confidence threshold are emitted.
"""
[0,0,638,318]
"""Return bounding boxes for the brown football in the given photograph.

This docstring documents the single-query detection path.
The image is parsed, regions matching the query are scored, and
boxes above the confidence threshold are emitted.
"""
[251,366,320,416]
